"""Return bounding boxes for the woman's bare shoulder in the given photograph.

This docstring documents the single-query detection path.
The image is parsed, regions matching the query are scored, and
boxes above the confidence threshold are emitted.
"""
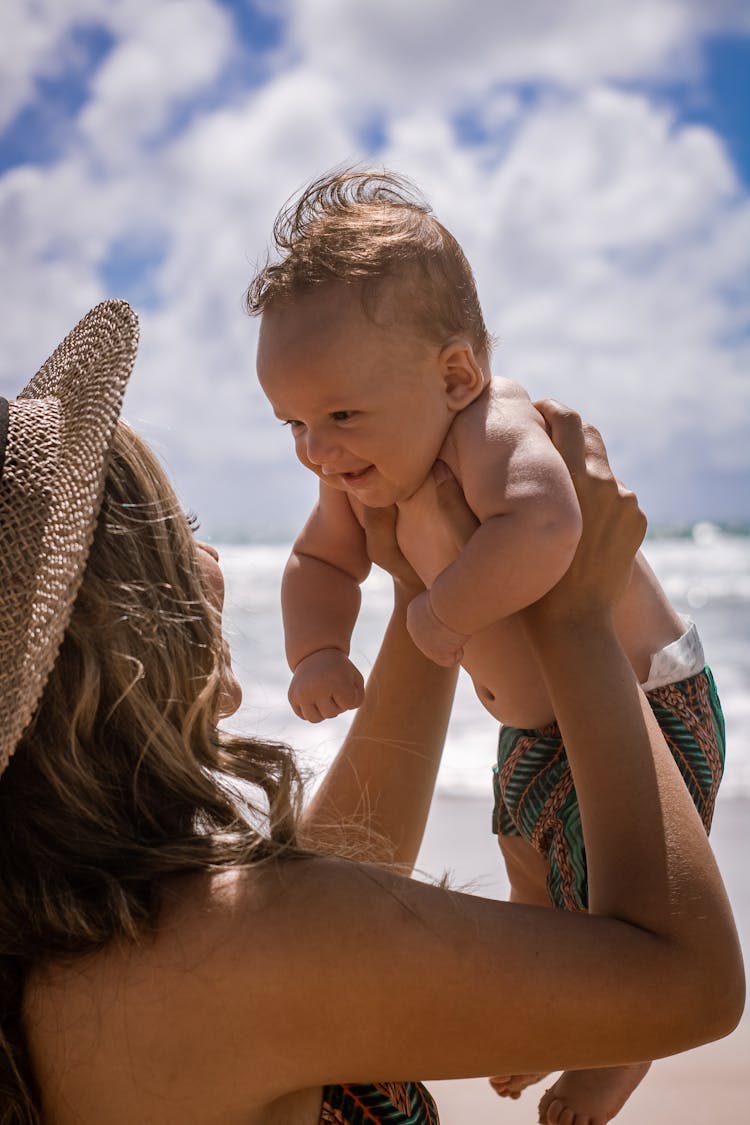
[24,866,314,1121]
[23,850,736,1119]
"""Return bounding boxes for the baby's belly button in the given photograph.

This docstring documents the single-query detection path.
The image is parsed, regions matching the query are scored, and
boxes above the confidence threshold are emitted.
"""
[478,684,496,703]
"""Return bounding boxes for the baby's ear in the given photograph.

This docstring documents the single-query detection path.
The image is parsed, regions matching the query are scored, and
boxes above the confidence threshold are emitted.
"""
[440,341,487,411]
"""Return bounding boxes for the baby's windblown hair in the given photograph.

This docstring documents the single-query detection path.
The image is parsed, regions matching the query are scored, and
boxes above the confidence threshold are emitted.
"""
[246,166,492,357]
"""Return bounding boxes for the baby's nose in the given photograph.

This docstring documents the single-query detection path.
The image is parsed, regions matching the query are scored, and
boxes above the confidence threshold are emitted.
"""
[305,428,340,466]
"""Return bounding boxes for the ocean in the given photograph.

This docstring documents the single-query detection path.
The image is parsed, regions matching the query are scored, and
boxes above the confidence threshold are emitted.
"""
[219,524,750,802]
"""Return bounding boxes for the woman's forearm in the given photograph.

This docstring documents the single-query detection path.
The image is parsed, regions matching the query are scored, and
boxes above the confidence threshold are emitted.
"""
[525,606,743,1011]
[300,589,458,869]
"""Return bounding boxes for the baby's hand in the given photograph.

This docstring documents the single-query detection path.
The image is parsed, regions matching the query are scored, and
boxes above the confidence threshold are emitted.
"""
[288,648,365,723]
[406,592,470,667]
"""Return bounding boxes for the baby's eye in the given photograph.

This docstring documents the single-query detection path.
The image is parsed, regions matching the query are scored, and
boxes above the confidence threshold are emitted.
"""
[282,419,304,430]
[331,410,356,422]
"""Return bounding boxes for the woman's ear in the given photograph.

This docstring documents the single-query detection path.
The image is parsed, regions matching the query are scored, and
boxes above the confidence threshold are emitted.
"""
[440,341,488,412]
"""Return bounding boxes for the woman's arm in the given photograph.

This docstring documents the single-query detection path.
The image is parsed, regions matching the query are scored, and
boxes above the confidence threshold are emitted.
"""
[261,409,741,1080]
[300,500,459,869]
[520,408,737,940]
[143,411,742,1112]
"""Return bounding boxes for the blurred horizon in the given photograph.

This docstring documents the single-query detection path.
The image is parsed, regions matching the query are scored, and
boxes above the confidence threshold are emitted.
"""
[208,518,750,547]
[1,0,749,537]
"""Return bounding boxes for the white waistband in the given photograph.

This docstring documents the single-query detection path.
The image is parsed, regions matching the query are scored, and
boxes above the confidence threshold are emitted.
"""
[641,620,705,693]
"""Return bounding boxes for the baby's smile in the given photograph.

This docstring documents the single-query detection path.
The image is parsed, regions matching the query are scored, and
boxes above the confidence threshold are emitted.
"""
[320,462,377,487]
[340,465,374,482]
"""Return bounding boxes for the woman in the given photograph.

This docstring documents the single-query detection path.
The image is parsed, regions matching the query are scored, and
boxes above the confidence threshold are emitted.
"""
[0,301,743,1124]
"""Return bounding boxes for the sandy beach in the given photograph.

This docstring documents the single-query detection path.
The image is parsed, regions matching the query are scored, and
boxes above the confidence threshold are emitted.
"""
[416,793,749,1124]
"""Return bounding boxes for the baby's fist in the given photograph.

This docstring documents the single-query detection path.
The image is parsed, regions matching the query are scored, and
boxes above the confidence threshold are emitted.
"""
[288,648,365,723]
[406,592,469,667]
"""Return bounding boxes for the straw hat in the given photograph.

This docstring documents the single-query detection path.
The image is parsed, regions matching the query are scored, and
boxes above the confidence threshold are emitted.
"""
[0,299,139,777]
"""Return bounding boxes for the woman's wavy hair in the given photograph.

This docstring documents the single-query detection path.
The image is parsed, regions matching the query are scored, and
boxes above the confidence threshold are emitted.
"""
[246,166,493,359]
[0,421,304,1122]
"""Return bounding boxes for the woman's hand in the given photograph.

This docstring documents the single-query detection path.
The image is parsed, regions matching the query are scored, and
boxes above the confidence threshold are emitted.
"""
[526,401,646,624]
[361,503,423,601]
[361,459,481,604]
[362,461,482,641]
[432,459,480,550]
[431,428,643,621]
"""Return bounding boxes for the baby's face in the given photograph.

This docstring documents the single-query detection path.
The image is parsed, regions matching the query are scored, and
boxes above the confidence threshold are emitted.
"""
[257,287,457,507]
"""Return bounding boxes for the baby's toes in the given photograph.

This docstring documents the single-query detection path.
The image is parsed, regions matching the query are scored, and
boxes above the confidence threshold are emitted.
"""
[493,1070,549,1100]
[538,1093,570,1125]
[489,1076,519,1099]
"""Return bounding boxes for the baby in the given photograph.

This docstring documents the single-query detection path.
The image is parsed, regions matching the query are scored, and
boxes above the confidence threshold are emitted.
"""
[247,169,725,1125]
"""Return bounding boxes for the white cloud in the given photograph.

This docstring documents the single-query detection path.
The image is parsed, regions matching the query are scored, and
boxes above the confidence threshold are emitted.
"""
[1,0,234,144]
[287,0,750,103]
[78,0,235,163]
[1,1,748,528]
[0,0,108,132]
[480,88,738,252]
[117,69,358,457]
[0,157,110,370]
[371,85,749,511]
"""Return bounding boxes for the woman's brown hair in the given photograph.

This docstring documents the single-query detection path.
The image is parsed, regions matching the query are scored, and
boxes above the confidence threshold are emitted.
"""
[0,421,304,1121]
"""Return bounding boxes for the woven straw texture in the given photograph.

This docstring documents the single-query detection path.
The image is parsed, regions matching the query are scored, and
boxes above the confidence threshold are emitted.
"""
[0,299,139,776]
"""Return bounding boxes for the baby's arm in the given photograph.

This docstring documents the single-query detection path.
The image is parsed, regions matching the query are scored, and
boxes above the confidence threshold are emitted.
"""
[283,483,372,722]
[408,405,582,665]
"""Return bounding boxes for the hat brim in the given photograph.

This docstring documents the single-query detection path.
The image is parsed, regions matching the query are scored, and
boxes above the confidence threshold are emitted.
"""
[1,299,139,773]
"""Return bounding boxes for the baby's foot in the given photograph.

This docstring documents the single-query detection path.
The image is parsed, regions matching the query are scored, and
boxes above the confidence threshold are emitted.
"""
[538,1061,651,1125]
[489,1072,550,1100]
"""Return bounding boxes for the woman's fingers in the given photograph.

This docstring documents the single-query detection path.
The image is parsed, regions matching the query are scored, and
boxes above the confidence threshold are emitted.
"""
[363,462,479,586]
[527,400,647,618]
[433,459,479,550]
[534,400,596,478]
[535,399,639,512]
[534,400,619,487]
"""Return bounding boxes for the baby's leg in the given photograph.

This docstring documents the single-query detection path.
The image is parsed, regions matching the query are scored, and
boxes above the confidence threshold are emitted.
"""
[536,669,725,1125]
[499,834,551,906]
[492,726,650,1118]
[492,838,651,1118]
[489,836,554,1100]
[490,667,725,1121]
[499,754,653,1122]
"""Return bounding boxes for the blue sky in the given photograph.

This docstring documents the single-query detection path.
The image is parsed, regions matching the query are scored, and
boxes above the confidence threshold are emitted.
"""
[1,0,749,536]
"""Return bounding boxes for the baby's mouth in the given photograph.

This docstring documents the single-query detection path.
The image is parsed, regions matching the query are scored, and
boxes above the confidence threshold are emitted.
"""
[340,465,374,484]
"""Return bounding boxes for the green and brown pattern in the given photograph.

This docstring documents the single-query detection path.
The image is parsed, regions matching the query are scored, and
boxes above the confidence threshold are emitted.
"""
[320,1081,439,1124]
[492,667,726,911]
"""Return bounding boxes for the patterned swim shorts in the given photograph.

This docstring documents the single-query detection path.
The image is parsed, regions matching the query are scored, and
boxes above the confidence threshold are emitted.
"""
[492,667,726,911]
[320,1082,439,1124]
